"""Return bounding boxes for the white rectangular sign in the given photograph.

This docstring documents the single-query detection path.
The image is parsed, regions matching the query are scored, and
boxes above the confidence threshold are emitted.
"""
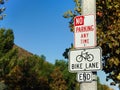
[74,14,96,49]
[76,71,92,82]
[69,47,102,72]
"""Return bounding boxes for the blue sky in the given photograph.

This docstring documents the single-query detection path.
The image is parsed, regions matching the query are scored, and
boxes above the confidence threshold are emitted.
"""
[1,0,118,90]
[2,0,74,63]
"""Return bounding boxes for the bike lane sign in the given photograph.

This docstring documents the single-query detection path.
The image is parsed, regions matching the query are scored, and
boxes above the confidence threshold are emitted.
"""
[68,47,102,72]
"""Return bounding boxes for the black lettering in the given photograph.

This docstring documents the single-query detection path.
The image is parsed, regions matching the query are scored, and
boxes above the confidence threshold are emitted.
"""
[72,64,83,69]
[83,72,86,81]
[87,74,90,80]
[85,62,99,69]
[79,74,83,80]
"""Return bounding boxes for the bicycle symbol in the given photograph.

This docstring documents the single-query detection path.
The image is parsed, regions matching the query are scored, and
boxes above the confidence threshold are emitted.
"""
[76,50,94,62]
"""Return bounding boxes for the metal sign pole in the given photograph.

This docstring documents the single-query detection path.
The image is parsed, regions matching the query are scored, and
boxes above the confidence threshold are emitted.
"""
[80,0,97,90]
[81,0,96,16]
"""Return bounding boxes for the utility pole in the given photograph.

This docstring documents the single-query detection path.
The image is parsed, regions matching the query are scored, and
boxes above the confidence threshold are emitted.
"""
[81,0,96,15]
[69,1,101,90]
[80,0,97,90]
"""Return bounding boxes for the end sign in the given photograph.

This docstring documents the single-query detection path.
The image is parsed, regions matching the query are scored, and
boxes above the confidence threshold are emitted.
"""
[76,71,92,82]
[74,15,96,49]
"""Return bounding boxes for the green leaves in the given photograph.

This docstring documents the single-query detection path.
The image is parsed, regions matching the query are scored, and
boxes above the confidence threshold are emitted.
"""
[0,29,14,54]
[63,0,81,32]
[0,0,7,21]
[50,67,68,90]
[63,10,74,18]
[97,0,120,85]
[0,0,4,4]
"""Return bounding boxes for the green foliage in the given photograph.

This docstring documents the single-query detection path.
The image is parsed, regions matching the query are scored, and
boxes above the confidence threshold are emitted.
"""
[0,28,15,78]
[63,44,73,59]
[96,0,120,86]
[63,0,81,32]
[4,55,53,90]
[0,0,7,20]
[54,60,77,90]
[0,28,14,55]
[50,67,68,90]
[0,0,4,4]
[0,29,17,90]
[0,82,6,90]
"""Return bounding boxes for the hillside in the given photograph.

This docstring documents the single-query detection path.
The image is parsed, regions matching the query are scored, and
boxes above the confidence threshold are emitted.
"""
[13,44,33,59]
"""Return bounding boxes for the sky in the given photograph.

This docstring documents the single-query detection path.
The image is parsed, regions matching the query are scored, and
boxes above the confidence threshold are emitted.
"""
[1,0,118,90]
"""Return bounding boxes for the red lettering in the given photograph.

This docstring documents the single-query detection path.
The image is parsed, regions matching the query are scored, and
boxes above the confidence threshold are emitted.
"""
[81,33,89,38]
[75,25,94,33]
[81,39,89,44]
[74,16,84,26]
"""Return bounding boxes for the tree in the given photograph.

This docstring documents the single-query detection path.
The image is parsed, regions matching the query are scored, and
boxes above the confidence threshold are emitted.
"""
[63,0,120,87]
[0,29,15,78]
[0,0,7,20]
[5,54,52,90]
[0,28,17,90]
[96,0,120,86]
[50,67,68,90]
[54,60,80,90]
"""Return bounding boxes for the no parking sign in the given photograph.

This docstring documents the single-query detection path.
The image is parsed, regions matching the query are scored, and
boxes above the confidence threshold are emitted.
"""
[74,15,96,49]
